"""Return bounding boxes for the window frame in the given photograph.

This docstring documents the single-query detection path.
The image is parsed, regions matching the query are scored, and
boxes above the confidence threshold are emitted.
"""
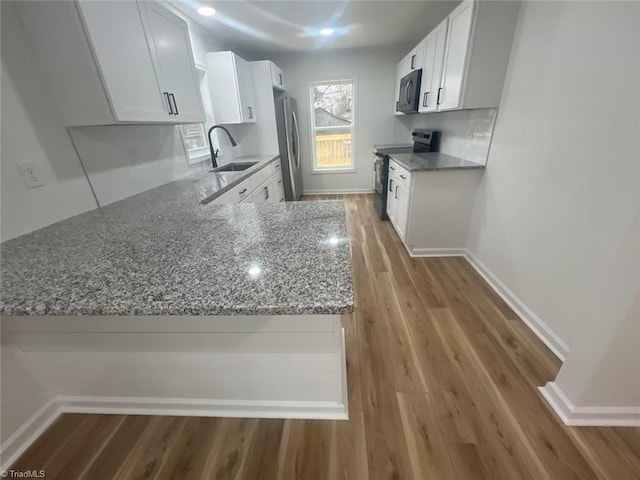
[177,123,210,166]
[308,78,357,174]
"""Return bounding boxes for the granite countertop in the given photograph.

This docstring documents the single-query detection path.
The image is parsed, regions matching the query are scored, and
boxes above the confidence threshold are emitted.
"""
[193,154,279,204]
[0,171,354,317]
[389,152,485,172]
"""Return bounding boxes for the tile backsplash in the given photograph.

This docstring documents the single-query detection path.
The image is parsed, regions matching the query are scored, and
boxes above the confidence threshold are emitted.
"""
[392,108,497,165]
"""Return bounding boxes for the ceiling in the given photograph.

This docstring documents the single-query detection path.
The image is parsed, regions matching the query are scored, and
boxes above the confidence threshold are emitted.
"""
[171,1,460,54]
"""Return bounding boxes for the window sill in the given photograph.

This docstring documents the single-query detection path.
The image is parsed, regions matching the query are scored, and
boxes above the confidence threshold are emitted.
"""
[311,167,357,175]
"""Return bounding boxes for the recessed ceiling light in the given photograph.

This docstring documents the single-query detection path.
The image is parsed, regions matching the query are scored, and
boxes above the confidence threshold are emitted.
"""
[197,6,216,16]
[320,28,334,36]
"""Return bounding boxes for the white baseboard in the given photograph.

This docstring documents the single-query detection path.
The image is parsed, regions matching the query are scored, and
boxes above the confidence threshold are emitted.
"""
[57,395,348,420]
[0,399,61,471]
[463,250,569,361]
[303,188,373,195]
[0,394,347,470]
[409,247,467,257]
[539,382,640,426]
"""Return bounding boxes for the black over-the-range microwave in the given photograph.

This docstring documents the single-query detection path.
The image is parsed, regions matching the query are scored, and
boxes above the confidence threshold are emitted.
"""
[396,69,422,114]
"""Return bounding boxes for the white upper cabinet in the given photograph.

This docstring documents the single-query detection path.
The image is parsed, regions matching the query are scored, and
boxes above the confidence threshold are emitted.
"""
[15,1,204,126]
[399,41,426,78]
[207,52,257,124]
[400,0,520,113]
[418,19,448,113]
[393,59,405,115]
[140,1,205,122]
[440,0,521,111]
[77,1,167,122]
[438,1,474,110]
[270,63,286,90]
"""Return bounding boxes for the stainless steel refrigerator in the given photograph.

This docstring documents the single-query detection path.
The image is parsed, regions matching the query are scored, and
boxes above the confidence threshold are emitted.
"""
[275,95,303,201]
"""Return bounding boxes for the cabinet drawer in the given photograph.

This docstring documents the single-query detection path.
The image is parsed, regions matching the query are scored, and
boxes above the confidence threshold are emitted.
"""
[250,160,279,191]
[211,178,252,204]
[389,160,412,188]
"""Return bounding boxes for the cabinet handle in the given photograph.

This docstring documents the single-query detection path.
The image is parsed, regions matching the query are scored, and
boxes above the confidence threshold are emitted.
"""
[410,54,416,69]
[164,92,173,115]
[388,178,394,192]
[264,186,269,200]
[436,87,443,105]
[389,166,395,171]
[278,73,283,85]
[277,179,282,184]
[423,92,429,107]
[395,186,399,199]
[400,175,406,180]
[239,188,247,195]
[248,106,253,119]
[169,93,179,115]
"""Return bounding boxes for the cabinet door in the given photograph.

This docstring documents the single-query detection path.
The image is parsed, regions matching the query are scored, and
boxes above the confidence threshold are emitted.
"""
[418,19,448,113]
[439,0,474,111]
[235,55,257,123]
[386,176,397,223]
[271,63,285,90]
[141,1,204,123]
[407,41,426,72]
[77,0,168,122]
[393,60,404,116]
[395,183,411,241]
[266,174,282,203]
[244,186,263,204]
[276,176,285,202]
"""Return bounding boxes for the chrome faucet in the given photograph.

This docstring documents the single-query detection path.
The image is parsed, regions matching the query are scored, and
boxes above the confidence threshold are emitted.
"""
[207,125,238,168]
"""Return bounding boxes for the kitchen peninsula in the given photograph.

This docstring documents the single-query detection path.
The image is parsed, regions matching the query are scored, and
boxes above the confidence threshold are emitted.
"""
[1,156,354,421]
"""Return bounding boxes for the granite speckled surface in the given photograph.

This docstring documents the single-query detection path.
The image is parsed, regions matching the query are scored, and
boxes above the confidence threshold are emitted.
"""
[389,152,485,172]
[0,172,354,317]
[194,154,279,204]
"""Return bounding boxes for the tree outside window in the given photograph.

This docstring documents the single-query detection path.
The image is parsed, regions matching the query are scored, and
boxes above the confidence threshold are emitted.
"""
[310,80,355,172]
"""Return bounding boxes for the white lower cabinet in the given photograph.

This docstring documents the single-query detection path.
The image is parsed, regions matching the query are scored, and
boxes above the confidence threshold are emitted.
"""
[386,159,484,255]
[211,161,284,205]
[387,166,411,242]
[395,183,410,241]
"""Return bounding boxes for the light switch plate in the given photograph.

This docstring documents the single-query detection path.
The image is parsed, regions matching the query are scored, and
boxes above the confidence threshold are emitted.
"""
[17,162,45,188]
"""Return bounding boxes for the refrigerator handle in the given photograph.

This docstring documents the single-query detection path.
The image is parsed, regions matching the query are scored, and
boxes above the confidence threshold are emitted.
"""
[292,111,301,169]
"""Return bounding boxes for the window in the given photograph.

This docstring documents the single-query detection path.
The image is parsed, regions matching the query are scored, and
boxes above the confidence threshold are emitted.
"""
[310,80,355,172]
[178,123,210,165]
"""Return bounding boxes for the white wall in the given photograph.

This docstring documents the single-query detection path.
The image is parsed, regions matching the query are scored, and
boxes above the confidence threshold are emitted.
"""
[556,289,640,408]
[393,108,497,165]
[0,2,98,241]
[269,47,403,194]
[69,125,210,206]
[1,327,54,447]
[466,1,640,408]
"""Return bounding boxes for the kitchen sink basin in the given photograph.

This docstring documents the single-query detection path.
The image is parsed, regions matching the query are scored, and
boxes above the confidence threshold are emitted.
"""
[210,162,258,172]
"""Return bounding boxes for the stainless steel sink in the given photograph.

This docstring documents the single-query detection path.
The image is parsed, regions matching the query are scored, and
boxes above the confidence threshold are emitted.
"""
[210,162,258,173]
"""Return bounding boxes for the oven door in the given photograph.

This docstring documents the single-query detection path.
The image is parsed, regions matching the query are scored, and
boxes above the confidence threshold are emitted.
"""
[374,154,386,195]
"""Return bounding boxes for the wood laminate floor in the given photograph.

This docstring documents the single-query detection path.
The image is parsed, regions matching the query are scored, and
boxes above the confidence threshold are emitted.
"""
[9,194,640,479]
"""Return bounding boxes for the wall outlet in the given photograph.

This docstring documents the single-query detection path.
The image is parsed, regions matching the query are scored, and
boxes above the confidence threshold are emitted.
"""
[17,163,45,188]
